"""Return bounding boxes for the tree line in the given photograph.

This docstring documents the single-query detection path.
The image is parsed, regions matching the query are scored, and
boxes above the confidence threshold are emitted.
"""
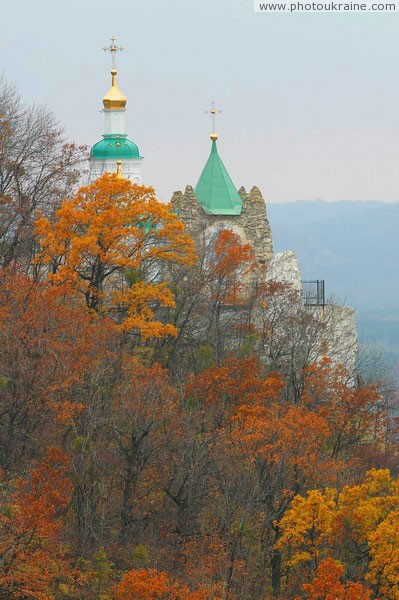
[0,79,398,600]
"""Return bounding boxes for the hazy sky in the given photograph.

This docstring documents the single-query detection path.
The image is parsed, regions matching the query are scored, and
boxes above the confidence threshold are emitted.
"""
[2,0,399,202]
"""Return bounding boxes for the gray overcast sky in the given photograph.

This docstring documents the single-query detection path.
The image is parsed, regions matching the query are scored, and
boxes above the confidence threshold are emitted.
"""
[2,0,399,202]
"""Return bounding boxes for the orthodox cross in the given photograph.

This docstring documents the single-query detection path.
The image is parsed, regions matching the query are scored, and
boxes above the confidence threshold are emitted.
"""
[205,100,222,140]
[103,36,124,69]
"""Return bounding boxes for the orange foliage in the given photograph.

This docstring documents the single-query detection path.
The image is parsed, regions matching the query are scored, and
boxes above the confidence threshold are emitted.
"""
[228,363,333,483]
[367,509,399,598]
[111,356,178,534]
[0,271,115,435]
[276,488,337,567]
[235,402,330,472]
[187,356,284,411]
[303,359,384,458]
[35,173,196,337]
[208,229,257,304]
[212,229,256,277]
[180,536,245,598]
[0,217,393,600]
[300,558,371,600]
[185,357,284,440]
[0,448,73,599]
[112,568,222,600]
[232,359,387,490]
[278,469,399,598]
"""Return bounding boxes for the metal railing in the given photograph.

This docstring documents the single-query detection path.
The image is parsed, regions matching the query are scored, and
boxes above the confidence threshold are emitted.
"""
[302,280,325,306]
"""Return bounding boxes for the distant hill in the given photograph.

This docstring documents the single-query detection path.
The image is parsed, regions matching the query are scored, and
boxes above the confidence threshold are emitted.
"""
[267,200,399,364]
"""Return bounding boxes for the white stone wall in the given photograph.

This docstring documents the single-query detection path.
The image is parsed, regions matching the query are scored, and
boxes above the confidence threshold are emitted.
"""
[103,110,126,135]
[264,251,357,375]
[90,158,143,184]
[324,304,358,376]
[204,222,248,244]
[265,250,302,294]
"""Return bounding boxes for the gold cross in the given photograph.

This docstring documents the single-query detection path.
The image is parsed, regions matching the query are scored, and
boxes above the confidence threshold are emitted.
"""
[103,36,124,69]
[205,100,222,140]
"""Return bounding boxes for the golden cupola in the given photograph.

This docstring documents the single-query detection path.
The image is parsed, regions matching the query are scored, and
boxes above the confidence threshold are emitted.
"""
[103,69,127,110]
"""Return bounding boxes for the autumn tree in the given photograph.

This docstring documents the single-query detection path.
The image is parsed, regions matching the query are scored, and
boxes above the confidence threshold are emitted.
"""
[159,357,283,597]
[300,558,371,600]
[112,568,222,600]
[220,358,384,598]
[155,228,259,373]
[302,358,384,462]
[35,173,196,338]
[0,448,73,599]
[255,280,330,404]
[109,358,177,539]
[277,469,399,599]
[0,270,116,475]
[0,77,86,269]
[203,229,257,362]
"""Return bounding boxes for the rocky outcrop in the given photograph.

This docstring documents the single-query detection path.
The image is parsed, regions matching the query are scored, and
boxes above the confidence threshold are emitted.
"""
[171,183,358,376]
[266,250,302,293]
[324,304,358,375]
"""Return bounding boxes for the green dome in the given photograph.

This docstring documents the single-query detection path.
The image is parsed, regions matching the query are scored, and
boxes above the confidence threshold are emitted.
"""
[195,140,243,215]
[90,136,142,160]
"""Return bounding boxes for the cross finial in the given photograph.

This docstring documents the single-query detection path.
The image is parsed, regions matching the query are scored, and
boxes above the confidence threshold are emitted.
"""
[205,100,222,141]
[103,36,125,70]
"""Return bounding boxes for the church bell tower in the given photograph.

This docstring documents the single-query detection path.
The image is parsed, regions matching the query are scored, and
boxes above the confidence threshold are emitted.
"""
[89,37,143,183]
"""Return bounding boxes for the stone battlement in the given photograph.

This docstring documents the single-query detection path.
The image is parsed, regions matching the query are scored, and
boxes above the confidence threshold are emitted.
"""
[171,184,274,266]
